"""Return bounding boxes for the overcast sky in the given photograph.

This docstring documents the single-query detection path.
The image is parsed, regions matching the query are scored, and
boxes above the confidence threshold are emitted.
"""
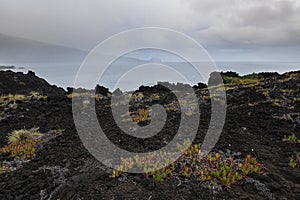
[1,0,300,61]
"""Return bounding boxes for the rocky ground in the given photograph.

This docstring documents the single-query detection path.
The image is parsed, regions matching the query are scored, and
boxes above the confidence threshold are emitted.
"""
[0,70,300,199]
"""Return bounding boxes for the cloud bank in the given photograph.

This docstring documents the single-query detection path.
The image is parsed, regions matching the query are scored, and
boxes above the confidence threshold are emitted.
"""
[0,0,299,61]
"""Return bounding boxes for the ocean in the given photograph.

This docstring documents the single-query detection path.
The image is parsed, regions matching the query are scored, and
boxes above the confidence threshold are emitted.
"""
[3,61,300,92]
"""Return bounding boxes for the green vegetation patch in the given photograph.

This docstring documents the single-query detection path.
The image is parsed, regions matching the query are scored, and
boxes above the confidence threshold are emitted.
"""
[0,128,42,159]
[223,76,260,88]
[0,92,47,109]
[283,134,300,169]
[0,163,10,175]
[112,139,265,189]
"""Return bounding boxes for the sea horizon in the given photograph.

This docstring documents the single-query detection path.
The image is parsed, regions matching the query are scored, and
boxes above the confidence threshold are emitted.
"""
[1,60,300,91]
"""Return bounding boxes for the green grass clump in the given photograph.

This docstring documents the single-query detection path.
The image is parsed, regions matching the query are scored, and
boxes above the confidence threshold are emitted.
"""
[0,128,42,159]
[49,129,65,135]
[131,108,151,125]
[223,76,259,87]
[0,140,37,159]
[112,139,265,189]
[283,135,300,169]
[0,163,10,175]
[7,128,41,144]
[0,94,27,107]
[293,97,300,103]
[283,134,300,144]
[66,92,95,99]
[289,153,300,169]
[29,91,47,100]
[0,92,47,109]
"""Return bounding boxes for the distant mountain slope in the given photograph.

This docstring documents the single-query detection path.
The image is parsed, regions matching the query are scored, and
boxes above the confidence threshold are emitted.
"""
[0,33,87,63]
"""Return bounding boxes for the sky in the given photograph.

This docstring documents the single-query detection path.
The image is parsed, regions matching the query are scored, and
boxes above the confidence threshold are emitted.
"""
[0,0,300,62]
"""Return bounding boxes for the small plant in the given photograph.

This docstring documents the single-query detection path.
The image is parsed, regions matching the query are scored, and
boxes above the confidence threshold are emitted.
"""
[202,95,211,102]
[289,158,298,169]
[112,139,265,189]
[283,134,300,144]
[148,162,176,183]
[238,155,263,176]
[8,101,18,109]
[286,114,294,122]
[283,134,300,168]
[0,163,10,175]
[223,76,259,88]
[95,94,103,101]
[262,90,269,97]
[111,157,135,178]
[7,128,41,144]
[0,93,47,109]
[0,94,27,107]
[286,73,299,81]
[66,92,95,99]
[131,108,151,124]
[0,128,42,159]
[49,129,65,135]
[30,91,47,100]
[131,92,144,101]
[288,152,300,169]
[151,93,160,100]
[272,99,285,107]
[293,97,300,104]
[279,73,300,82]
[112,151,178,183]
[281,89,293,94]
[0,140,37,159]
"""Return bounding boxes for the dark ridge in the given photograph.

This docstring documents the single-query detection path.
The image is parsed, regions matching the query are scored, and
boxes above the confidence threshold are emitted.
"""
[0,70,65,95]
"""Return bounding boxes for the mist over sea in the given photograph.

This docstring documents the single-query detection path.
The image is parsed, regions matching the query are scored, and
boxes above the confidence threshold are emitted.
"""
[3,61,300,91]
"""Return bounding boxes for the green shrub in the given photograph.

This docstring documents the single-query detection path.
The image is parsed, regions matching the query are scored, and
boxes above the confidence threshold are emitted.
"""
[131,108,151,124]
[0,163,10,175]
[0,93,47,109]
[223,76,259,87]
[29,91,47,100]
[0,128,42,159]
[7,128,41,144]
[283,135,300,168]
[283,134,300,144]
[0,140,37,159]
[112,139,265,189]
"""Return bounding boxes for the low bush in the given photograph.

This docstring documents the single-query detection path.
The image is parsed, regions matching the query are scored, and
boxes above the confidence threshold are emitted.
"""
[0,163,10,175]
[7,128,41,144]
[283,135,300,168]
[289,152,300,169]
[0,140,37,159]
[131,108,151,125]
[0,128,41,159]
[112,139,265,189]
[283,134,300,144]
[0,92,47,109]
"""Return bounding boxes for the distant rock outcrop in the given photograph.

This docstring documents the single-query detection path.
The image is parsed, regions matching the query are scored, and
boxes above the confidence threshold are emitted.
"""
[0,65,15,70]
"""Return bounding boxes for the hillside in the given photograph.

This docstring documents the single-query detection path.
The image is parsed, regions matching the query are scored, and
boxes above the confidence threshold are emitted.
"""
[0,70,300,199]
[0,33,87,63]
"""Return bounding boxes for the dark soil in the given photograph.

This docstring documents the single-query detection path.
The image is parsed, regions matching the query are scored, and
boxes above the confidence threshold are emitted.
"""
[0,70,300,199]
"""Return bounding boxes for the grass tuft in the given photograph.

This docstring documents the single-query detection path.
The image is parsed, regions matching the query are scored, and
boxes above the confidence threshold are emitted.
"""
[0,128,42,159]
[7,128,41,144]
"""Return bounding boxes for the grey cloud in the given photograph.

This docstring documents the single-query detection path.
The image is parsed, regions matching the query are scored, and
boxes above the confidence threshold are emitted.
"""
[0,0,192,50]
[0,0,299,61]
[189,0,300,46]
